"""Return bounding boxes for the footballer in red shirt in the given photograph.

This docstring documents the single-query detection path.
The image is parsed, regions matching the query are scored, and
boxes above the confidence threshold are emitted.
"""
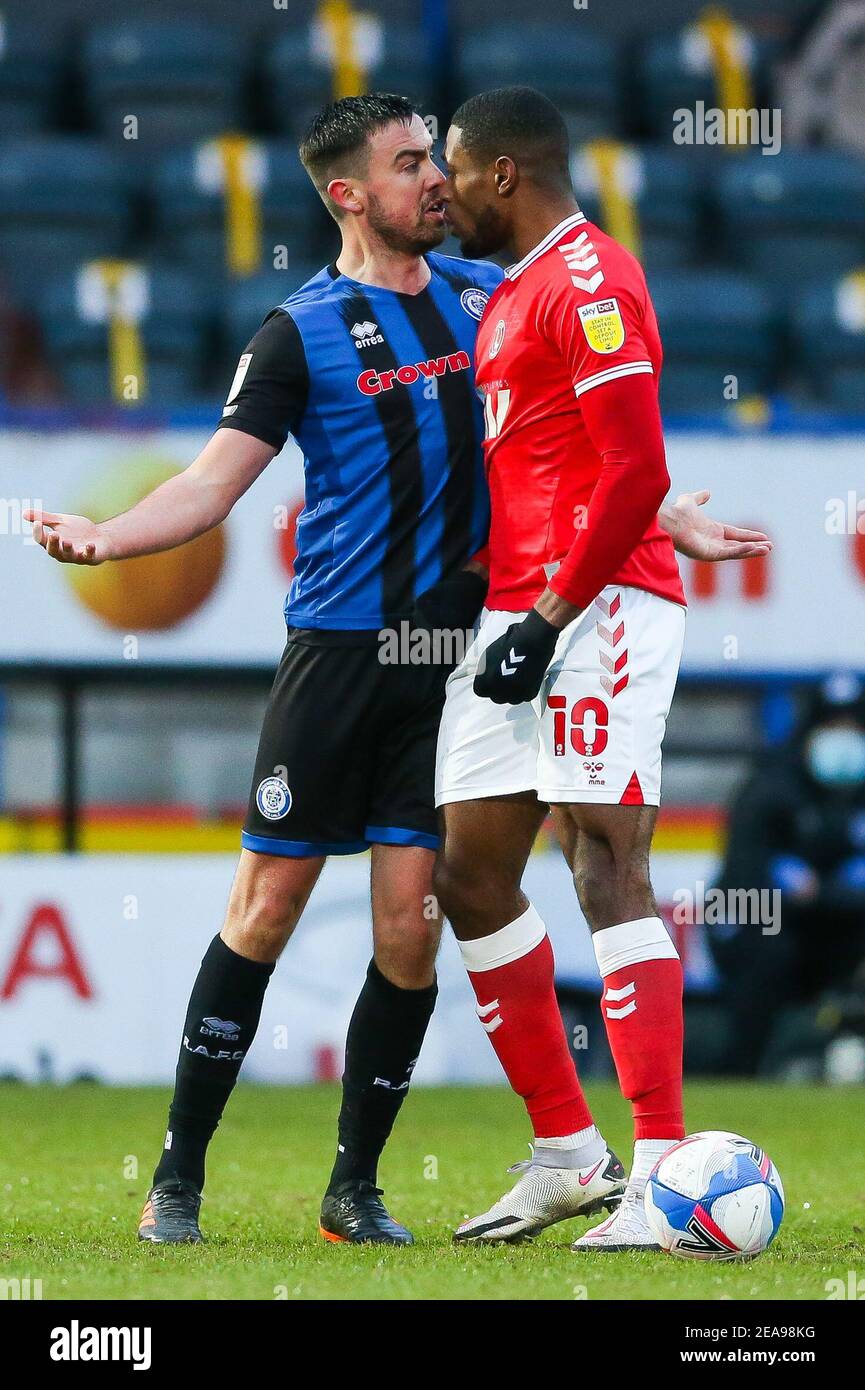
[432,87,768,1249]
[476,210,685,618]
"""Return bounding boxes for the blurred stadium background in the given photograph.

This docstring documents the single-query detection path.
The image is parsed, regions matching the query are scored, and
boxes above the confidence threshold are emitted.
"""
[2,0,865,1092]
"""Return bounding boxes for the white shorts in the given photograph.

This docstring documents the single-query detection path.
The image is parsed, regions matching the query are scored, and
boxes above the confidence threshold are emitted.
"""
[435,585,686,808]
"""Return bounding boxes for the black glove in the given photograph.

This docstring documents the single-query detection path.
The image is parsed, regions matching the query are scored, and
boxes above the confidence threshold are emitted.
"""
[475,608,561,706]
[413,570,487,634]
[473,609,560,705]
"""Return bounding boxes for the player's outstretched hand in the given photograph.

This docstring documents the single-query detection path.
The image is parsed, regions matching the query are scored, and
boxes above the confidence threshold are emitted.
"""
[663,490,772,562]
[473,610,559,705]
[24,509,108,565]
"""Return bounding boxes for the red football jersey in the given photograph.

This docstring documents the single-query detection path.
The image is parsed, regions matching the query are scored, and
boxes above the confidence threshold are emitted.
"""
[474,212,685,611]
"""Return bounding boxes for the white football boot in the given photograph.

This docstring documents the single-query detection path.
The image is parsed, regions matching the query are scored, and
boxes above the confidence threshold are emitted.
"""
[571,1183,661,1251]
[453,1147,626,1244]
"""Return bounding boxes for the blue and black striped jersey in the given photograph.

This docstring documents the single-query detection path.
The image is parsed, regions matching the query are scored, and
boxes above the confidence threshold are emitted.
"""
[217,252,505,630]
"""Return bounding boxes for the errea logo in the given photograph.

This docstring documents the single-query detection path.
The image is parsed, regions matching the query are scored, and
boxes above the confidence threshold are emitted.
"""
[351,320,384,348]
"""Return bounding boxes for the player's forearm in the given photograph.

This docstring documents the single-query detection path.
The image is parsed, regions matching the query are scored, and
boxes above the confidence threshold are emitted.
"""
[538,460,668,625]
[539,376,669,624]
[99,430,275,560]
[98,472,225,559]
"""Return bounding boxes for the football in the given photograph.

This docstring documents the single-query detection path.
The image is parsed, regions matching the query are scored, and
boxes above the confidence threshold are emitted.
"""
[644,1131,785,1260]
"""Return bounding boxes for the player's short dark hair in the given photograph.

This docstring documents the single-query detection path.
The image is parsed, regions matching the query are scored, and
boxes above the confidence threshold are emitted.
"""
[299,92,417,218]
[451,86,572,192]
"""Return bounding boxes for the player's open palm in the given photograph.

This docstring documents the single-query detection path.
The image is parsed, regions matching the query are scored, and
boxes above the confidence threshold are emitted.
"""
[667,490,772,562]
[24,508,108,565]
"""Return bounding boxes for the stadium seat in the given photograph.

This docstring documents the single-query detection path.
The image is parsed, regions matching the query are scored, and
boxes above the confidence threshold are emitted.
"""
[0,15,61,133]
[790,272,865,412]
[714,151,865,290]
[570,143,701,271]
[38,264,212,405]
[458,25,621,142]
[640,23,770,140]
[81,21,246,150]
[151,142,332,279]
[0,138,135,310]
[648,269,778,413]
[264,21,433,138]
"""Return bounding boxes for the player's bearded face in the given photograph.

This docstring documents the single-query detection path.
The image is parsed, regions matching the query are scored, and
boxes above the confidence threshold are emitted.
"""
[365,187,448,254]
[358,118,449,254]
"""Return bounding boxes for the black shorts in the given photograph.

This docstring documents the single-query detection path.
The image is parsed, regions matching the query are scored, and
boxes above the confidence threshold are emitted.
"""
[242,629,447,857]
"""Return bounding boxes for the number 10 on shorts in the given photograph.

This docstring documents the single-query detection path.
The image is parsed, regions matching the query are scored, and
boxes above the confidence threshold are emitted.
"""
[547,695,609,757]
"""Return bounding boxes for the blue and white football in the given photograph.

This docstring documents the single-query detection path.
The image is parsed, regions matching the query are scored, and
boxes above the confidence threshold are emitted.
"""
[644,1130,784,1260]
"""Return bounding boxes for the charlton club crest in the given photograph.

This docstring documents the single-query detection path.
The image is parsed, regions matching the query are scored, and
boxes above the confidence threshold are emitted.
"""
[488,319,506,359]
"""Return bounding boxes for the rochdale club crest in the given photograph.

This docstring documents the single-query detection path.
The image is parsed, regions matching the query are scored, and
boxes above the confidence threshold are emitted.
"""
[255,776,292,820]
[460,287,489,321]
[577,297,625,354]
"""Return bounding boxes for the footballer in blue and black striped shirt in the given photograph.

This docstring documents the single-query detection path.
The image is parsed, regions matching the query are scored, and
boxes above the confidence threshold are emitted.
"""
[143,94,503,1246]
[26,91,765,1248]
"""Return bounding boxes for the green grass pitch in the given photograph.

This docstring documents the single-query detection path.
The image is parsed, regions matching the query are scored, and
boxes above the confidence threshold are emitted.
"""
[1,1082,863,1301]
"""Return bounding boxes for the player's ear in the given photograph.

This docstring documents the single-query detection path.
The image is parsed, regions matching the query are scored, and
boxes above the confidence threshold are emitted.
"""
[327,178,363,216]
[493,156,518,198]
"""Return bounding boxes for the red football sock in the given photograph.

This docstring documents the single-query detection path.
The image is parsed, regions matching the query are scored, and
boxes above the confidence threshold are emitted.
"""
[592,916,684,1141]
[458,906,594,1138]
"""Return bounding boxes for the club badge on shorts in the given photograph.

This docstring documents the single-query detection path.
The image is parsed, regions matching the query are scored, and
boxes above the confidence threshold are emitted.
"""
[256,776,292,820]
[577,298,625,354]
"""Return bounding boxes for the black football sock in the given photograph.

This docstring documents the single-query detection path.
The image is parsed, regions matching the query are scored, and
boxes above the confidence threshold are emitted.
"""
[327,959,437,1192]
[152,934,275,1192]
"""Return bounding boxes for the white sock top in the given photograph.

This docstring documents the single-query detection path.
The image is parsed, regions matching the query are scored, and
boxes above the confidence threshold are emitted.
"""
[534,1126,606,1170]
[457,904,546,973]
[591,916,679,977]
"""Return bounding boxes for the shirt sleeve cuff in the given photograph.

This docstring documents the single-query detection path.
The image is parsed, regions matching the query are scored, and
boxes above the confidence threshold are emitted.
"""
[214,415,287,452]
[573,360,653,399]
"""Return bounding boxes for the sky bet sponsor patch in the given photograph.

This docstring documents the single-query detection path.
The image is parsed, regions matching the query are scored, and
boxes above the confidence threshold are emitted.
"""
[577,298,625,354]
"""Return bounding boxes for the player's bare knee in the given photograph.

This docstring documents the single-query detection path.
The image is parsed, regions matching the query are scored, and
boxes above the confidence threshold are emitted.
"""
[374,912,440,988]
[572,833,651,928]
[223,857,315,961]
[432,855,485,923]
[578,856,653,931]
[572,837,615,924]
[430,855,461,920]
[223,897,293,962]
[432,858,519,936]
[572,859,607,925]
